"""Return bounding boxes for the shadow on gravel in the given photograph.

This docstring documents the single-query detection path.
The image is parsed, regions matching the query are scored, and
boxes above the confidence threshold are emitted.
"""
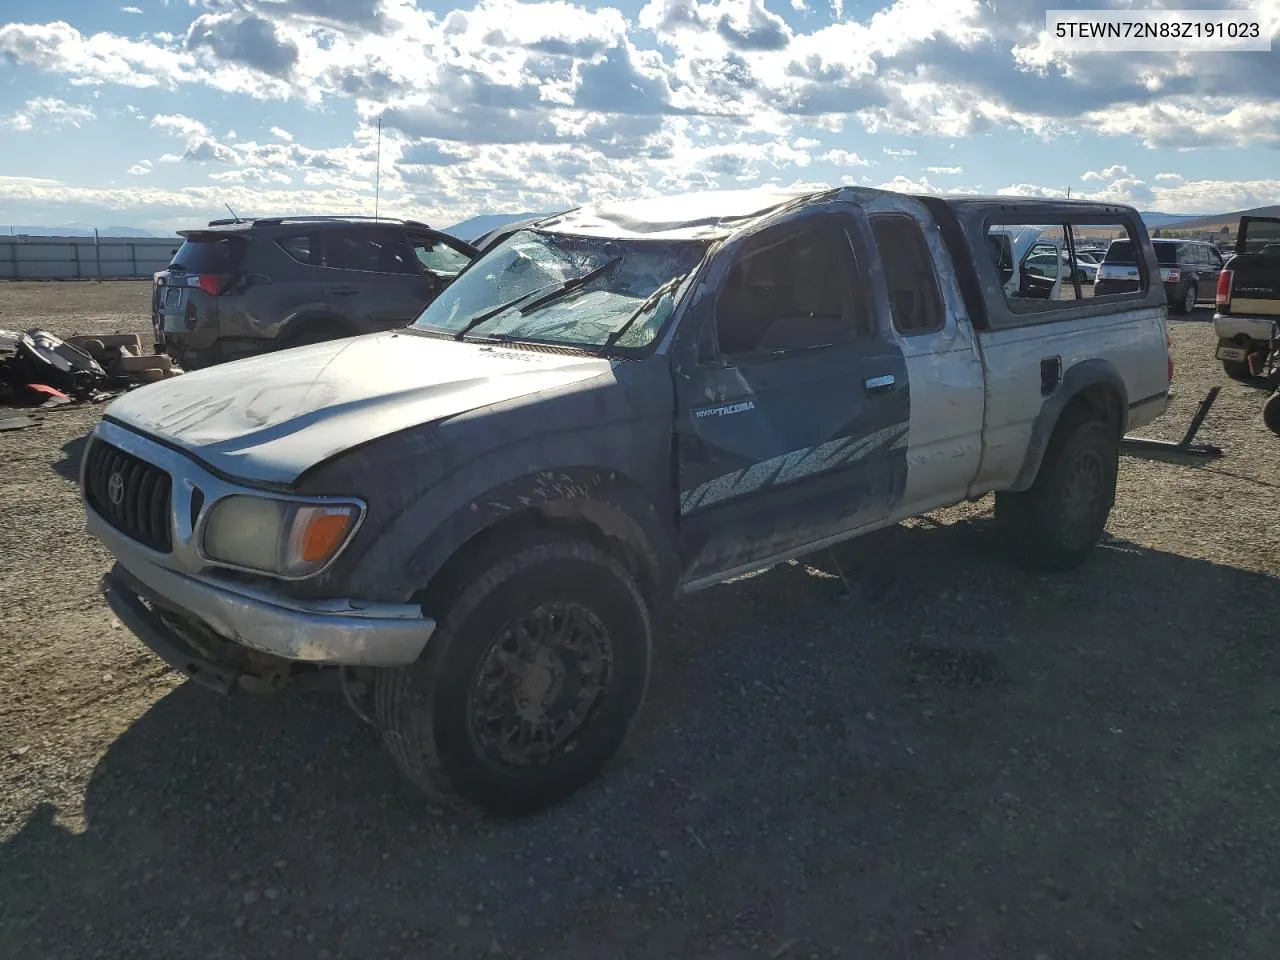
[51,433,89,483]
[4,519,1280,959]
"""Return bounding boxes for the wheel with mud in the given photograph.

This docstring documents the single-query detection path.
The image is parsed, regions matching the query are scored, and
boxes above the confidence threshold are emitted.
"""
[995,411,1119,571]
[1264,392,1280,437]
[374,532,651,817]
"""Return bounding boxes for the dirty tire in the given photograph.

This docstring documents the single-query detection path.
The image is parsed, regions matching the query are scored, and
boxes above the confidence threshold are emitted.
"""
[374,533,652,818]
[995,412,1119,571]
[1222,358,1253,381]
[1264,392,1280,437]
[1176,282,1197,315]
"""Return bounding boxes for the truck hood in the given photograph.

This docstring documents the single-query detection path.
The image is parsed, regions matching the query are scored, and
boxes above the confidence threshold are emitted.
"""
[103,331,614,485]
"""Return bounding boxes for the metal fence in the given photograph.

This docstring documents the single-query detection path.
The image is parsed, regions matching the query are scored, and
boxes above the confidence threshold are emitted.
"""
[0,234,179,281]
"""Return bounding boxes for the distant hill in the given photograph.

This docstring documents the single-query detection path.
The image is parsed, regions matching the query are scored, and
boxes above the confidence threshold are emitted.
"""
[1139,212,1201,229]
[443,212,555,244]
[1152,205,1280,233]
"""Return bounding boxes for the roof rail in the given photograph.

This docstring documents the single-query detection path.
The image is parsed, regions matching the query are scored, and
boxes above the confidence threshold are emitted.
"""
[248,215,431,228]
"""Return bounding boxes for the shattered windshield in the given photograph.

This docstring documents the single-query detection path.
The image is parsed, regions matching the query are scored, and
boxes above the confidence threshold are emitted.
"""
[411,229,709,352]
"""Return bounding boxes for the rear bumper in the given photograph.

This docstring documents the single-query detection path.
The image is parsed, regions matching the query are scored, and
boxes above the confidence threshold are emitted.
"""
[1213,313,1276,343]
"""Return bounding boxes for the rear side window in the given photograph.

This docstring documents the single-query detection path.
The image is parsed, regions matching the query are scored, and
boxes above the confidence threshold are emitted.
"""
[170,235,246,272]
[987,218,1145,316]
[872,215,944,335]
[1152,242,1180,266]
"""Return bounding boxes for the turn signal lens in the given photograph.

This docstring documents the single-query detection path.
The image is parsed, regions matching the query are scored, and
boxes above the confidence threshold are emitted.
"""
[1216,269,1233,310]
[296,508,354,563]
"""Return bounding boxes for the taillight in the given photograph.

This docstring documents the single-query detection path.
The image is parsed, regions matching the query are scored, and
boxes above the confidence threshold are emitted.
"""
[1160,268,1181,283]
[1216,269,1233,310]
[196,274,229,296]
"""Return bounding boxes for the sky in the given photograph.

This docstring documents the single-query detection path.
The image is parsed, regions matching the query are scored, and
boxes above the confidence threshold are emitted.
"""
[0,0,1278,233]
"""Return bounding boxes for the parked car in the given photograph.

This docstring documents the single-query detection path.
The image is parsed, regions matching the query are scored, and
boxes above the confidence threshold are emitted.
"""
[1213,215,1280,381]
[1024,251,1097,284]
[152,216,478,369]
[1094,237,1223,314]
[85,187,1173,816]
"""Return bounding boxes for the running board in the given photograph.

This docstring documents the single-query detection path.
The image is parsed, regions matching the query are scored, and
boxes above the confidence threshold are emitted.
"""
[1120,387,1222,460]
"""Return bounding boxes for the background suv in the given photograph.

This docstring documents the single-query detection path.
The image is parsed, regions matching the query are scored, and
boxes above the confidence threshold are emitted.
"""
[1094,237,1223,314]
[152,216,477,369]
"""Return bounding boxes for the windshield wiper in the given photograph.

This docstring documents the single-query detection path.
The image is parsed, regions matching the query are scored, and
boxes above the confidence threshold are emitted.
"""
[452,286,554,341]
[516,257,622,318]
[601,273,687,351]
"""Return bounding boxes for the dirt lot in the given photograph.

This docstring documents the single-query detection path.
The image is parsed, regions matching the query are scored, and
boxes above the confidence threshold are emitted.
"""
[3,280,1280,959]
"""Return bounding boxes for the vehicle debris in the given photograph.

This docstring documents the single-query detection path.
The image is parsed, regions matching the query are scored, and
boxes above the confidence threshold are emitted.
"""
[0,328,180,408]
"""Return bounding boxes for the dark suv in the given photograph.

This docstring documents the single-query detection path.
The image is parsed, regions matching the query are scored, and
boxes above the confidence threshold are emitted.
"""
[153,216,477,369]
[1094,237,1223,314]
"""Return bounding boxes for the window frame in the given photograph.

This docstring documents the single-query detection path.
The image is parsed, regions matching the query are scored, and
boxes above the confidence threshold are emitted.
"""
[869,212,947,338]
[706,213,871,364]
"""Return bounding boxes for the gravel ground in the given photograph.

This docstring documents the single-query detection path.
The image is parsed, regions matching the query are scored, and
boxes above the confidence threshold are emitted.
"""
[2,280,1280,959]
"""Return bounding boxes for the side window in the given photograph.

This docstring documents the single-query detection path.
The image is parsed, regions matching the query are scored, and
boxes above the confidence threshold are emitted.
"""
[321,229,418,274]
[1209,247,1224,268]
[986,223,1078,307]
[713,220,863,358]
[411,234,472,278]
[276,234,315,266]
[871,215,945,335]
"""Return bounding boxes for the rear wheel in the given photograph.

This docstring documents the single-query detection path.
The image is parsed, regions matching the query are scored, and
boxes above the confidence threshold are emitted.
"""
[1175,282,1197,315]
[374,532,652,817]
[995,412,1119,571]
[1264,392,1280,437]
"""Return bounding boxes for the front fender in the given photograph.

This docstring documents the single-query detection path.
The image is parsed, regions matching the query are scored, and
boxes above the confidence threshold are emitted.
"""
[1010,358,1128,492]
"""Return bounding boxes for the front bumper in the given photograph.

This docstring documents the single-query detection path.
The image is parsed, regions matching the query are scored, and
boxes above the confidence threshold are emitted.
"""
[97,536,435,669]
[84,421,435,672]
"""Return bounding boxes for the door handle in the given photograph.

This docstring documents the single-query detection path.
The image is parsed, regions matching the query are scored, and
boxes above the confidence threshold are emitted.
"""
[864,374,896,395]
[331,286,359,297]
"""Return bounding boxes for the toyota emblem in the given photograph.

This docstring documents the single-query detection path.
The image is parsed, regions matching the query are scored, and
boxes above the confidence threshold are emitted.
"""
[107,472,125,507]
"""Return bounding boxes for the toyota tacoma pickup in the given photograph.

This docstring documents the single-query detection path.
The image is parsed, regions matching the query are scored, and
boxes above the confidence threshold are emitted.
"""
[83,187,1173,816]
[1214,215,1280,382]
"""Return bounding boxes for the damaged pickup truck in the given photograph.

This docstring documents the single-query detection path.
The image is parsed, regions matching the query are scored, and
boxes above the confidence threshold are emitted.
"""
[83,187,1173,816]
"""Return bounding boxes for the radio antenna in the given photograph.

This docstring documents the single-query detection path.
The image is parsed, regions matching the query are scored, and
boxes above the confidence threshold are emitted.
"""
[374,117,382,221]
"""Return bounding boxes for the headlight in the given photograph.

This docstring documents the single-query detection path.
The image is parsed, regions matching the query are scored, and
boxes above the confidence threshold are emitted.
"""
[201,495,362,578]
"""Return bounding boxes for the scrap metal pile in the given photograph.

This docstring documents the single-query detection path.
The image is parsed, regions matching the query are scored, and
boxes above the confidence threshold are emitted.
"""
[0,329,180,427]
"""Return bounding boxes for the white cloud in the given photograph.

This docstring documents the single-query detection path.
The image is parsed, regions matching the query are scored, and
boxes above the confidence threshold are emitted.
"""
[1081,164,1129,183]
[121,5,143,13]
[925,165,962,175]
[270,125,294,141]
[821,148,870,166]
[1,97,95,131]
[1155,172,1184,183]
[883,147,917,158]
[128,161,152,175]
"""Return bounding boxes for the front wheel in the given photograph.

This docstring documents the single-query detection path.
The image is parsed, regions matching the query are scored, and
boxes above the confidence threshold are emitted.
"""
[375,533,652,817]
[995,413,1119,571]
[1264,392,1280,437]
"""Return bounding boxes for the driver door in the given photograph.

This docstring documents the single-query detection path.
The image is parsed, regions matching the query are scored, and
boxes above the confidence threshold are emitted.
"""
[671,208,910,586]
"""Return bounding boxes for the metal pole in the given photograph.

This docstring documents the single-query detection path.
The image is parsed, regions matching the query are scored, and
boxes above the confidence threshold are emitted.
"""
[94,228,102,282]
[374,117,381,221]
